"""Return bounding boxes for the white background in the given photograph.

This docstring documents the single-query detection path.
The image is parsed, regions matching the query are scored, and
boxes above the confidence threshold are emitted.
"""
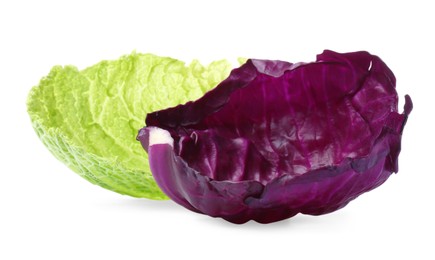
[1,0,433,259]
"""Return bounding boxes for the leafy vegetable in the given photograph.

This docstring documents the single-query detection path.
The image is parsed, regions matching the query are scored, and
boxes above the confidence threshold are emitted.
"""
[138,50,412,223]
[27,53,232,199]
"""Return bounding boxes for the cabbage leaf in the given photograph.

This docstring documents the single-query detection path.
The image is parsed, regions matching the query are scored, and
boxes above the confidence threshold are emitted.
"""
[27,53,232,199]
[139,50,412,222]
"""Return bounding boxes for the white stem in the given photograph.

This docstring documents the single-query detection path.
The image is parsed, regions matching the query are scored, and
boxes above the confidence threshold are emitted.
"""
[148,127,174,147]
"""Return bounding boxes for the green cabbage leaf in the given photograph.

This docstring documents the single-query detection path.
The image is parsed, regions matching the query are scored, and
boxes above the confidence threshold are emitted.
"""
[27,53,231,199]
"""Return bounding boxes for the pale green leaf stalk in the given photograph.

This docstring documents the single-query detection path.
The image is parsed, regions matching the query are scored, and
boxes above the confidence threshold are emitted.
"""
[27,53,232,199]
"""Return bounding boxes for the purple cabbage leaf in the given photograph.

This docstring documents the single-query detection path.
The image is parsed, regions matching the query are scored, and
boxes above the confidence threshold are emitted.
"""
[137,50,412,224]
